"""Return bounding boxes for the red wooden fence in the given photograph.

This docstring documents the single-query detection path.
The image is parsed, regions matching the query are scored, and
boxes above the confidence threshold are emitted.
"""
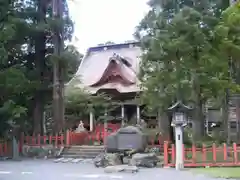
[2,132,240,167]
[0,131,166,156]
[0,141,12,157]
[163,141,240,167]
[68,131,167,146]
[21,134,64,147]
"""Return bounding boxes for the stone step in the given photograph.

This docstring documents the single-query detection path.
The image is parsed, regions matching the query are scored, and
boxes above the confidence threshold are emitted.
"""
[63,150,102,155]
[63,151,103,156]
[62,154,97,159]
[61,145,104,159]
[68,145,104,149]
[54,157,94,163]
[66,148,104,152]
[63,149,104,154]
[63,151,103,155]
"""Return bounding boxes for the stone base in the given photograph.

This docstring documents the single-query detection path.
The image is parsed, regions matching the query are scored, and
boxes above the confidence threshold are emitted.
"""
[21,145,62,159]
[94,153,122,168]
[129,153,159,168]
[104,165,139,173]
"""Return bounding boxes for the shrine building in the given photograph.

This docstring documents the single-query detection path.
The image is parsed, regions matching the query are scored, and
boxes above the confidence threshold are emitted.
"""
[67,42,155,131]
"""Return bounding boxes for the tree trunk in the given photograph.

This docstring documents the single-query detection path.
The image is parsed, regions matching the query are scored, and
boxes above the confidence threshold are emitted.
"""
[33,0,47,135]
[52,0,64,133]
[53,61,60,133]
[58,64,65,132]
[192,110,204,141]
[235,61,240,141]
[221,90,229,143]
[157,110,170,141]
[192,73,204,141]
[33,93,43,134]
[192,101,205,141]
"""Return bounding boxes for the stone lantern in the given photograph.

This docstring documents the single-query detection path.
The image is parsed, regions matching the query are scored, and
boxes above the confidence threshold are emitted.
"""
[167,101,193,170]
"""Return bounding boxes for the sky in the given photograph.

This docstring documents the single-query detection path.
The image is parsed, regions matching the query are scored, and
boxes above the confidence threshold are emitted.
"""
[67,0,149,53]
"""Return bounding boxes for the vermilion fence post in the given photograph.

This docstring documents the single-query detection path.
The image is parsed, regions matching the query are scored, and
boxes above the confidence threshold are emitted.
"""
[43,136,47,145]
[202,144,206,162]
[37,134,41,146]
[223,143,227,161]
[171,144,175,163]
[49,135,52,144]
[96,132,100,144]
[69,132,71,145]
[61,134,64,146]
[92,133,95,144]
[0,143,2,156]
[233,143,237,163]
[87,134,91,145]
[192,144,196,163]
[66,130,70,146]
[212,143,216,162]
[55,134,58,147]
[163,141,169,166]
[4,142,7,155]
[182,144,185,162]
[73,133,76,145]
[31,136,35,145]
[69,131,72,145]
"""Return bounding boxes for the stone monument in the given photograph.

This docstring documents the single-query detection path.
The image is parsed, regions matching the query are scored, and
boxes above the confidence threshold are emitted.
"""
[75,120,86,133]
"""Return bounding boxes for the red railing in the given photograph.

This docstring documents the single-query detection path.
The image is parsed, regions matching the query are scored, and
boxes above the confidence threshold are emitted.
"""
[68,131,89,145]
[0,141,12,157]
[4,132,240,168]
[163,142,240,167]
[68,131,117,146]
[21,134,65,147]
[148,135,169,149]
[67,131,167,147]
[0,133,65,157]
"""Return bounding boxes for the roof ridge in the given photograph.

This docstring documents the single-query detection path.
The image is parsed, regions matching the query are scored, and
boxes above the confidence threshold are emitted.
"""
[86,42,140,54]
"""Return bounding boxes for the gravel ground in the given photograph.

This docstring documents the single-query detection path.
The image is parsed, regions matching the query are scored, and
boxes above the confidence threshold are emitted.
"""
[0,159,236,180]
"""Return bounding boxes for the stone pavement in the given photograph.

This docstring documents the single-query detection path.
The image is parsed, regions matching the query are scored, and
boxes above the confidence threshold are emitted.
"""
[0,159,236,180]
[53,157,94,163]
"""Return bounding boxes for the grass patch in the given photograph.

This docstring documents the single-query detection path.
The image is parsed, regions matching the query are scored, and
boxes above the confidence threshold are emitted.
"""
[191,167,240,178]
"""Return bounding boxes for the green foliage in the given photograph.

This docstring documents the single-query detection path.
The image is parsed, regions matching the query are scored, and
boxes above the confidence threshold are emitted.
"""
[137,1,232,110]
[215,2,240,85]
[65,87,119,123]
[0,0,82,135]
[136,0,237,141]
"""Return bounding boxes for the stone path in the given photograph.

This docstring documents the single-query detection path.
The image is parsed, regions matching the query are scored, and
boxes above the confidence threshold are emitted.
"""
[54,157,94,163]
[0,159,236,180]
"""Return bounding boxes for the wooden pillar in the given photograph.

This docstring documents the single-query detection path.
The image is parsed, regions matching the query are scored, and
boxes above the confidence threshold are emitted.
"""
[66,130,70,146]
[137,105,140,124]
[104,110,107,149]
[89,111,94,132]
[121,104,125,126]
